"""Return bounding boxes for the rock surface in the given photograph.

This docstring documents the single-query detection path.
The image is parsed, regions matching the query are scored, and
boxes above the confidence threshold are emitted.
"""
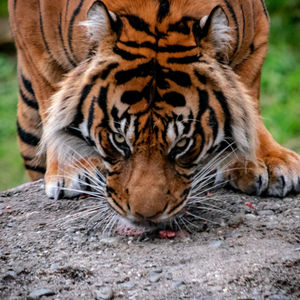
[0,180,299,299]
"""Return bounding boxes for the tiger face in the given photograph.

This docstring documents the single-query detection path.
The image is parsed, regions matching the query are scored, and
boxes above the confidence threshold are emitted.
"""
[43,1,257,226]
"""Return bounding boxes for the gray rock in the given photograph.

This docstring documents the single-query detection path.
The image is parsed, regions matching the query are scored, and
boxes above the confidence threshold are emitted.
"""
[100,237,120,246]
[121,281,135,289]
[268,294,290,300]
[3,271,16,280]
[152,267,163,274]
[95,286,114,300]
[50,263,59,270]
[149,272,161,283]
[27,289,55,299]
[227,214,244,227]
[258,210,275,216]
[208,240,223,248]
[172,280,185,288]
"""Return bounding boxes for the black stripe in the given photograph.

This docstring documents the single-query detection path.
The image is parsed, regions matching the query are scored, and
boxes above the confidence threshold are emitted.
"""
[25,164,46,174]
[65,0,70,19]
[121,90,142,105]
[119,40,196,53]
[159,44,196,53]
[163,70,191,88]
[72,82,96,129]
[168,198,186,215]
[101,62,119,80]
[107,170,121,176]
[68,0,84,64]
[87,97,96,136]
[113,46,146,61]
[241,4,245,41]
[197,89,209,113]
[115,60,155,85]
[194,69,207,84]
[58,13,77,68]
[168,17,192,35]
[180,188,190,199]
[224,0,239,58]
[208,107,218,141]
[196,89,210,153]
[106,186,125,212]
[65,126,86,142]
[19,88,39,110]
[213,90,232,138]
[167,55,199,64]
[157,0,170,22]
[163,92,186,107]
[119,40,157,51]
[21,74,34,96]
[250,43,255,54]
[14,0,17,10]
[123,15,154,37]
[37,0,63,69]
[97,86,109,126]
[21,154,33,161]
[259,0,269,21]
[17,121,40,146]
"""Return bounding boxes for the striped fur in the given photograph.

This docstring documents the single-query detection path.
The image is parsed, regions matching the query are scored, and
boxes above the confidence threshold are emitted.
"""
[9,0,300,226]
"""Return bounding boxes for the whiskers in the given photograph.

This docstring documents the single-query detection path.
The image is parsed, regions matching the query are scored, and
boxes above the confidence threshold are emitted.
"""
[169,142,237,233]
[48,151,120,237]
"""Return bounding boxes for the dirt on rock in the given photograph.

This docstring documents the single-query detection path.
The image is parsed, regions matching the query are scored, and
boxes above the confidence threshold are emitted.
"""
[0,180,299,299]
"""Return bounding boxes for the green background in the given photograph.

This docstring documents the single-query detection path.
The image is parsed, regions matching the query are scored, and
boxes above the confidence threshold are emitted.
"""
[0,0,299,190]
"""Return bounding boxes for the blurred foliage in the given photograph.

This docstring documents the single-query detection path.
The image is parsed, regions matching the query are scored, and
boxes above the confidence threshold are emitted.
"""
[0,0,299,189]
[0,0,7,17]
[0,54,28,189]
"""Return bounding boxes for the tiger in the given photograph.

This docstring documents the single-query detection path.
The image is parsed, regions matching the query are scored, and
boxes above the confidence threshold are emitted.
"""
[9,0,300,227]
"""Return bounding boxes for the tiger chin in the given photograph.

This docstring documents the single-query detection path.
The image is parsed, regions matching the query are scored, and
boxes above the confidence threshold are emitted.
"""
[9,0,300,230]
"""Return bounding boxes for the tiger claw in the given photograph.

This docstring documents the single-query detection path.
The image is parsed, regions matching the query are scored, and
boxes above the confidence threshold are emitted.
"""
[225,149,300,197]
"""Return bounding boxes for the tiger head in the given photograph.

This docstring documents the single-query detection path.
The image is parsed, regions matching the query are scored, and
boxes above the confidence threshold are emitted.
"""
[43,0,257,227]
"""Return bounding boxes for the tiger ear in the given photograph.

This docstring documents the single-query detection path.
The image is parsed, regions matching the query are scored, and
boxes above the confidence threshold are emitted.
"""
[200,6,232,57]
[80,1,119,43]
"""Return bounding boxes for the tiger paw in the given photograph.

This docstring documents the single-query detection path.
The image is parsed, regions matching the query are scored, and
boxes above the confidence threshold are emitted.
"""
[224,147,300,197]
[45,157,105,200]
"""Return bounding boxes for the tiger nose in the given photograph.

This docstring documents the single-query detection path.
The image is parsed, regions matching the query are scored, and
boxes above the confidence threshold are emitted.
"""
[133,209,164,222]
[127,189,169,222]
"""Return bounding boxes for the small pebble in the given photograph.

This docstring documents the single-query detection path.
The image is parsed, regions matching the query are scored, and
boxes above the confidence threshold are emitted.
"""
[209,240,223,248]
[3,271,16,280]
[100,237,120,246]
[149,272,161,283]
[152,267,163,274]
[228,214,244,227]
[28,289,55,299]
[95,286,114,300]
[172,280,185,288]
[258,210,275,216]
[50,263,59,270]
[121,281,135,289]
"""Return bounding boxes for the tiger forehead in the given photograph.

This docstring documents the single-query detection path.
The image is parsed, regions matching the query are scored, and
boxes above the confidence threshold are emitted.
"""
[106,0,200,46]
[105,0,201,28]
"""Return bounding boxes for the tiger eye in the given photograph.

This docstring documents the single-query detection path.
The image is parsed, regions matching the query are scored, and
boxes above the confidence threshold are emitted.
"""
[114,133,125,144]
[176,138,188,148]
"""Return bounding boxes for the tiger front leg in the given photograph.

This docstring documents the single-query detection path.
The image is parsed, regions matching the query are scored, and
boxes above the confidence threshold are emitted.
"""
[224,122,300,197]
[45,150,105,200]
